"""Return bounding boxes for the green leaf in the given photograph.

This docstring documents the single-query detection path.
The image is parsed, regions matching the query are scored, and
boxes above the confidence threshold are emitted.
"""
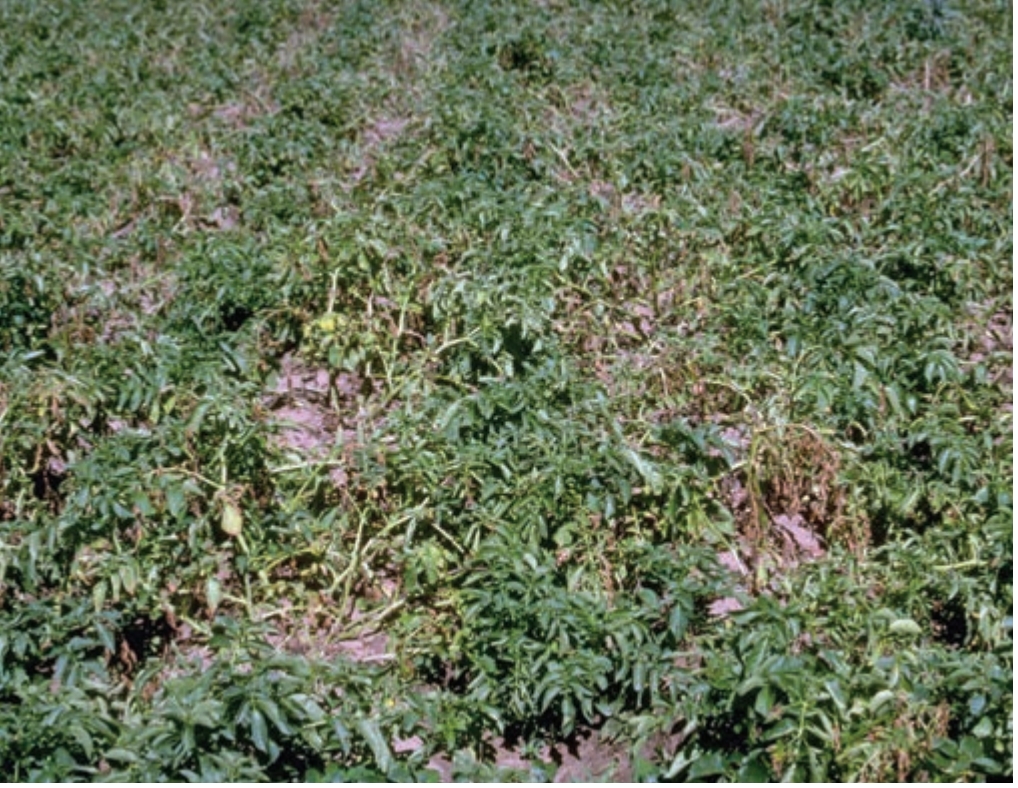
[888,618,922,636]
[132,491,156,517]
[753,685,774,717]
[737,754,772,782]
[92,581,107,613]
[869,690,896,713]
[94,621,116,652]
[104,747,141,764]
[249,708,270,754]
[688,751,726,779]
[762,717,797,741]
[668,604,689,639]
[971,717,994,739]
[355,718,393,776]
[166,485,186,519]
[825,678,846,712]
[258,697,293,736]
[287,693,326,723]
[119,562,138,595]
[623,448,663,494]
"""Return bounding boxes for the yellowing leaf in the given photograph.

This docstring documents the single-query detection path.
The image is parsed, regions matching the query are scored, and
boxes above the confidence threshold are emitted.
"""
[206,577,222,614]
[221,501,243,537]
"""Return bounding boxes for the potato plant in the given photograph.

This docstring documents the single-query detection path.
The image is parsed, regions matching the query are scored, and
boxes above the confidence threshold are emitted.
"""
[0,0,1011,781]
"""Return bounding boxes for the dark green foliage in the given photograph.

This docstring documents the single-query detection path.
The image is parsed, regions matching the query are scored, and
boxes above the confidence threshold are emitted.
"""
[0,0,1010,781]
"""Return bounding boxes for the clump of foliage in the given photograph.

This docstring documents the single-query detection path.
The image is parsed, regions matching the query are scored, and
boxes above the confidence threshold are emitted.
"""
[0,0,1011,781]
